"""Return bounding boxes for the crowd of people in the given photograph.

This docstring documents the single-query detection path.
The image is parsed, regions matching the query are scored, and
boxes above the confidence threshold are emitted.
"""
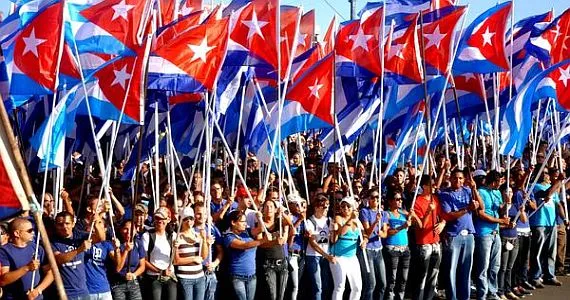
[0,140,569,300]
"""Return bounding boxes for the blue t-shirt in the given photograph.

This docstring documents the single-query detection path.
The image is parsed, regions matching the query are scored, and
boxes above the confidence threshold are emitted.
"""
[289,215,306,252]
[360,208,386,249]
[530,183,559,227]
[439,186,476,236]
[222,231,256,276]
[84,241,113,294]
[0,243,46,300]
[501,198,522,238]
[385,210,408,246]
[474,187,503,236]
[109,239,146,283]
[514,190,531,231]
[52,236,89,298]
[210,199,238,215]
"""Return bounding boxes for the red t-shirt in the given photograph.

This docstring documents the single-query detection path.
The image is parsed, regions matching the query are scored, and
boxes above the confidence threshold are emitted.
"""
[413,194,442,245]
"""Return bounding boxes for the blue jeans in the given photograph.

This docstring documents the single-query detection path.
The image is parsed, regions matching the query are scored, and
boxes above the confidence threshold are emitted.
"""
[530,226,557,281]
[88,292,112,300]
[358,248,387,300]
[475,234,501,300]
[231,274,256,300]
[305,255,332,300]
[443,234,475,300]
[110,280,142,300]
[287,255,304,300]
[514,233,531,285]
[179,277,206,300]
[204,272,218,300]
[413,243,442,300]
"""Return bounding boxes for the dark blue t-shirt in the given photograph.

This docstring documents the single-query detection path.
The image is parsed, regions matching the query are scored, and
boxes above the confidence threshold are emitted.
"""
[439,186,476,237]
[222,231,256,276]
[0,243,46,300]
[108,238,146,283]
[84,241,113,293]
[52,235,89,298]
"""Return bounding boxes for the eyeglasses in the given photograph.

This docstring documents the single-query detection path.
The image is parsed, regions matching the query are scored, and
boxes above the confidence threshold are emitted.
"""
[393,198,403,201]
[183,216,195,222]
[20,228,34,233]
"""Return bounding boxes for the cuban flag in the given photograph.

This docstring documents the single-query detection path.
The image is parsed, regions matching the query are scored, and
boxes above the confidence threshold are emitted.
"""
[0,104,29,219]
[148,17,229,93]
[295,9,315,57]
[500,59,570,158]
[8,0,64,95]
[525,9,569,65]
[444,73,487,119]
[179,0,203,17]
[452,1,512,75]
[256,54,334,164]
[335,3,384,77]
[321,16,336,55]
[384,13,423,83]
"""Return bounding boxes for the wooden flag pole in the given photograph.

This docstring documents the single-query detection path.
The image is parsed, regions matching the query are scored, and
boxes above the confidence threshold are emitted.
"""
[0,94,68,299]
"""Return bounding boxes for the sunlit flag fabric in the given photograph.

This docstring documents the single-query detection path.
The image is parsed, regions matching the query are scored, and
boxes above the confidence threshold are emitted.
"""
[79,0,152,50]
[179,0,203,17]
[500,59,570,158]
[9,0,64,95]
[0,103,29,219]
[422,6,466,75]
[295,9,315,57]
[444,73,487,119]
[335,4,384,77]
[526,9,570,66]
[452,1,512,75]
[321,16,336,55]
[384,13,423,83]
[149,17,229,92]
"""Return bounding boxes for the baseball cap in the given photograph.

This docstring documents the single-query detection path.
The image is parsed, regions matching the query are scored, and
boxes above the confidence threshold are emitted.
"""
[340,197,356,208]
[154,207,171,220]
[134,203,148,214]
[180,207,194,220]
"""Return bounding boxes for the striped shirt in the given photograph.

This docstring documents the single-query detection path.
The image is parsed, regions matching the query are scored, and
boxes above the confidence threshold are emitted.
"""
[175,235,204,279]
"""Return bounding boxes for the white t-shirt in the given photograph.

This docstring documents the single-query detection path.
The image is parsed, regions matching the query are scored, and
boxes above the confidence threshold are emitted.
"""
[142,231,177,275]
[305,215,331,257]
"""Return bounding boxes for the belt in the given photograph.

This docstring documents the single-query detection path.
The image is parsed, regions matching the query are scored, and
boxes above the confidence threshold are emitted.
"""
[459,229,469,236]
[265,258,285,266]
[339,237,358,241]
[385,245,408,252]
[289,249,303,256]
[518,232,531,237]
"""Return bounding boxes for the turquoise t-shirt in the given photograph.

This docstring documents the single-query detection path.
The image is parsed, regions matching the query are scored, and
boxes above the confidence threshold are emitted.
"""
[530,183,559,227]
[385,210,408,246]
[474,187,503,236]
[331,226,359,257]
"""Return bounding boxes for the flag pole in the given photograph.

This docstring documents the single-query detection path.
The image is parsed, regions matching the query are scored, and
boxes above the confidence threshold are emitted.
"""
[0,96,68,299]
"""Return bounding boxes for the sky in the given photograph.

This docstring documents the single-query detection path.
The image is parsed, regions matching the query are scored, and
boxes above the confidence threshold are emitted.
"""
[0,0,567,35]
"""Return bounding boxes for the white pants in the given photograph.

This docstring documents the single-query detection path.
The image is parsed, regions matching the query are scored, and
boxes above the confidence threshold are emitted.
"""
[329,255,362,300]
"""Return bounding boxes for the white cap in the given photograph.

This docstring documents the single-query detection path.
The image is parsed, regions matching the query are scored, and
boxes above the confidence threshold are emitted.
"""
[473,169,487,177]
[180,206,194,219]
[340,196,356,208]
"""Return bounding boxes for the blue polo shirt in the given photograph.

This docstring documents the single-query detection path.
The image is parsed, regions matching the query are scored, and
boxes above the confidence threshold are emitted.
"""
[530,183,559,227]
[439,186,476,237]
[474,187,503,236]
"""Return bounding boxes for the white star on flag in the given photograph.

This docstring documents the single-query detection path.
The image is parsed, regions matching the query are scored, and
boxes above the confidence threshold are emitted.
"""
[481,27,495,47]
[559,65,570,87]
[242,10,268,41]
[111,0,135,21]
[424,25,446,49]
[188,37,216,63]
[349,26,373,51]
[22,28,47,57]
[111,65,131,89]
[388,43,406,59]
[308,79,323,98]
[463,73,477,82]
[297,33,308,47]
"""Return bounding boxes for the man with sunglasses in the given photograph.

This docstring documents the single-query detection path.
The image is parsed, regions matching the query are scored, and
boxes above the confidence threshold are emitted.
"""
[0,218,54,299]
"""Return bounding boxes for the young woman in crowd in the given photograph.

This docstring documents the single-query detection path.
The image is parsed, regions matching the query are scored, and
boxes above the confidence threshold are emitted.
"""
[384,189,420,300]
[173,207,209,300]
[111,220,146,300]
[330,197,367,300]
[222,210,268,300]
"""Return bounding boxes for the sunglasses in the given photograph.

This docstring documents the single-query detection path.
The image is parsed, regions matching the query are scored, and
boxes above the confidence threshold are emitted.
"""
[183,216,195,222]
[393,198,403,201]
[21,228,34,233]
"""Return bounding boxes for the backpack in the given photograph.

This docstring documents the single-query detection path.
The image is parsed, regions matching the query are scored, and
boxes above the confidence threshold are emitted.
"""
[147,229,174,258]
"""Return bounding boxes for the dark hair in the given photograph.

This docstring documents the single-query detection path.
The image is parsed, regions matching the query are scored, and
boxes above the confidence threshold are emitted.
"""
[419,175,432,187]
[450,168,465,177]
[56,211,74,221]
[486,170,503,185]
[386,188,402,201]
[227,210,246,225]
